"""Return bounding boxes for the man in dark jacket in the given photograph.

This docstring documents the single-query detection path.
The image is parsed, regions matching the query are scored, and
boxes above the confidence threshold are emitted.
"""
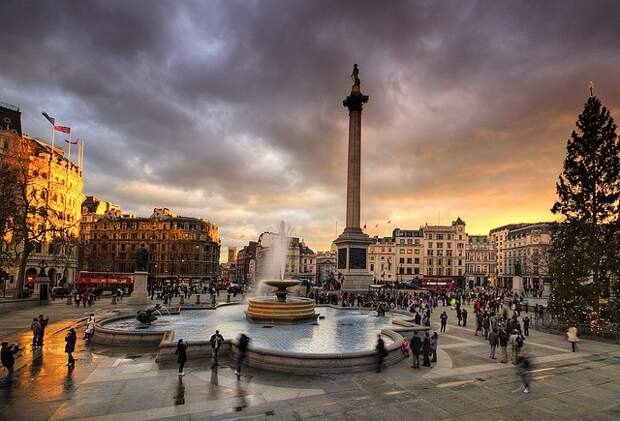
[236,333,251,379]
[499,328,509,363]
[1,342,19,383]
[440,312,448,333]
[210,330,224,368]
[488,328,499,359]
[422,333,431,367]
[410,332,422,369]
[38,314,49,347]
[375,335,387,373]
[462,309,468,327]
[65,328,77,367]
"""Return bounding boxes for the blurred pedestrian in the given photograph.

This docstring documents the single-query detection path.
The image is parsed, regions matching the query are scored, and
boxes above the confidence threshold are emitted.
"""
[210,330,224,368]
[65,328,77,367]
[30,318,41,348]
[176,339,188,376]
[37,314,49,347]
[566,324,579,352]
[1,342,19,384]
[422,332,431,367]
[235,333,251,379]
[430,332,438,364]
[375,334,386,373]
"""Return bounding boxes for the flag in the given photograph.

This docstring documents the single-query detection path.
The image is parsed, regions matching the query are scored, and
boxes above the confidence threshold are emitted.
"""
[363,224,367,229]
[54,125,71,134]
[387,220,391,224]
[42,112,55,125]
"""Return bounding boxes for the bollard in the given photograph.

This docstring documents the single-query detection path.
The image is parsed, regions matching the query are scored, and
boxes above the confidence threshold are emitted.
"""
[195,294,201,305]
[180,295,185,305]
[111,295,117,305]
[66,295,73,305]
[227,293,231,303]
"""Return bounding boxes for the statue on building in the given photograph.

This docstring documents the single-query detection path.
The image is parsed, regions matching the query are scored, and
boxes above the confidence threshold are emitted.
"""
[135,243,149,272]
[351,64,360,86]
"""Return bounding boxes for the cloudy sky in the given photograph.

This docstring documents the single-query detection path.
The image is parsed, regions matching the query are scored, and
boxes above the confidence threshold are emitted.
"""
[2,0,620,257]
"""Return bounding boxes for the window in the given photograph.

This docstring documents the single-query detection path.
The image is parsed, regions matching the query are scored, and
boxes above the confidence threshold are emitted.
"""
[399,268,405,275]
[427,250,433,256]
[437,234,443,240]
[414,268,420,274]
[428,242,433,248]
[407,239,412,244]
[406,268,412,275]
[400,249,405,254]
[414,258,420,264]
[407,258,412,264]
[407,249,412,254]
[399,258,405,264]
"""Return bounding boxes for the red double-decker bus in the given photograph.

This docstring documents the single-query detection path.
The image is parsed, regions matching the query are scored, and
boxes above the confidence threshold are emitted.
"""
[419,277,455,293]
[77,271,134,293]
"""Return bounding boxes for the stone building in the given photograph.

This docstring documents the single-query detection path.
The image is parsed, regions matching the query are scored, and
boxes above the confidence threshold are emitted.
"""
[503,222,552,292]
[423,218,468,286]
[393,228,425,281]
[489,223,527,287]
[79,201,220,286]
[255,232,316,283]
[465,235,496,288]
[1,104,84,295]
[235,241,258,286]
[368,236,396,282]
[315,249,337,286]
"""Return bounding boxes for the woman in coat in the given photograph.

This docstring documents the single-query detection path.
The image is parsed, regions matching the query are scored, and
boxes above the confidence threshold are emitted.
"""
[176,339,188,376]
[65,328,77,367]
[422,332,431,367]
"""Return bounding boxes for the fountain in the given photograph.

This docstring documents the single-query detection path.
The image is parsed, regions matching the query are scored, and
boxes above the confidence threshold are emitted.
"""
[245,222,318,324]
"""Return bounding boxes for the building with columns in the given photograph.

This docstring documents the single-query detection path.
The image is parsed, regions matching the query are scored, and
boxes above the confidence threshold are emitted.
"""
[465,235,496,288]
[368,236,397,282]
[423,218,468,286]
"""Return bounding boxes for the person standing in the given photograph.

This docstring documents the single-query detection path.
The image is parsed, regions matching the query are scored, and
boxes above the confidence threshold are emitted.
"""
[566,324,579,352]
[456,307,462,326]
[440,311,448,333]
[30,318,41,348]
[375,334,386,373]
[422,332,431,367]
[462,308,468,327]
[523,315,530,337]
[84,314,96,341]
[38,314,49,347]
[430,332,438,364]
[410,332,422,369]
[488,328,499,359]
[65,328,77,367]
[210,330,224,368]
[235,333,251,379]
[176,339,188,376]
[499,328,509,363]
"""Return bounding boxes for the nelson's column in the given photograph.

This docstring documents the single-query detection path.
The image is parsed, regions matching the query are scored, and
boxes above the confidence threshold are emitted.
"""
[334,64,374,291]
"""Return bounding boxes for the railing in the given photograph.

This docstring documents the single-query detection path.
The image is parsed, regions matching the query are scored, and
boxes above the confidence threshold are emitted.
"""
[530,312,620,343]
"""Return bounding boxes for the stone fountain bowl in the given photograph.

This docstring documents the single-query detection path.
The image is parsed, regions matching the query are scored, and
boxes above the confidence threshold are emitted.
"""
[264,280,302,289]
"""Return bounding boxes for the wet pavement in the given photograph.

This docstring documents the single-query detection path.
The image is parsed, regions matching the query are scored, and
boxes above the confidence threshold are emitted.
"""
[1,302,619,420]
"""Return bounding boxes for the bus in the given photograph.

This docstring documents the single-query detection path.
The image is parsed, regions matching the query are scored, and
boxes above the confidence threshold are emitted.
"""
[77,271,134,293]
[419,277,455,293]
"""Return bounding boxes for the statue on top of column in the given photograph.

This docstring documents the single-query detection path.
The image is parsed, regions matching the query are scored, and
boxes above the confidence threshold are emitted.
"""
[351,64,360,86]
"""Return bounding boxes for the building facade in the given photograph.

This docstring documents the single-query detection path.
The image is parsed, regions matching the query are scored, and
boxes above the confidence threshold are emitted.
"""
[1,104,84,296]
[503,223,552,292]
[368,236,397,282]
[315,250,337,286]
[423,218,468,287]
[79,202,220,286]
[235,241,257,286]
[465,235,496,288]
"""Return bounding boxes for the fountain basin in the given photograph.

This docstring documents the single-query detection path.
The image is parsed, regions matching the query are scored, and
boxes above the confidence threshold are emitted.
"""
[245,296,318,324]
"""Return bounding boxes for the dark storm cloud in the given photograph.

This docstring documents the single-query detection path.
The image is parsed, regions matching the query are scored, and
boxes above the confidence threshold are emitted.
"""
[2,0,620,251]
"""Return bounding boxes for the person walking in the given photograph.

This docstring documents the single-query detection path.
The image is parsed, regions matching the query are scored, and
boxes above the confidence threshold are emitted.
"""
[422,332,431,367]
[209,330,224,368]
[84,314,96,341]
[430,332,438,364]
[65,328,77,367]
[176,339,188,376]
[235,333,251,379]
[410,332,422,369]
[38,314,49,347]
[462,308,468,327]
[499,328,509,363]
[1,342,19,384]
[517,348,532,394]
[456,307,462,326]
[482,314,490,339]
[566,324,579,352]
[440,311,448,333]
[30,318,41,348]
[375,334,387,373]
[523,315,530,337]
[488,328,499,359]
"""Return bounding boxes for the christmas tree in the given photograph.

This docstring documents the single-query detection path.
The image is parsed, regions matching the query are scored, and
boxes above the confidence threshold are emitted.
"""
[549,88,620,325]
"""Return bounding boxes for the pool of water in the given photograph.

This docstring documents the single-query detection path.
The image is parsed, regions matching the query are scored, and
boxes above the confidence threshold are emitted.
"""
[105,305,397,354]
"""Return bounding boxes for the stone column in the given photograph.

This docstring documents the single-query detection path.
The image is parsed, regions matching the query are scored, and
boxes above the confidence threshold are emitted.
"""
[127,271,149,305]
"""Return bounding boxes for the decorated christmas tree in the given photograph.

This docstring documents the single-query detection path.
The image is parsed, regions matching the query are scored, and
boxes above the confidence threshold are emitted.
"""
[549,87,620,326]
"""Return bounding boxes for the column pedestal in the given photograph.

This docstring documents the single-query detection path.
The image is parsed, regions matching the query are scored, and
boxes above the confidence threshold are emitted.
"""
[127,271,150,306]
